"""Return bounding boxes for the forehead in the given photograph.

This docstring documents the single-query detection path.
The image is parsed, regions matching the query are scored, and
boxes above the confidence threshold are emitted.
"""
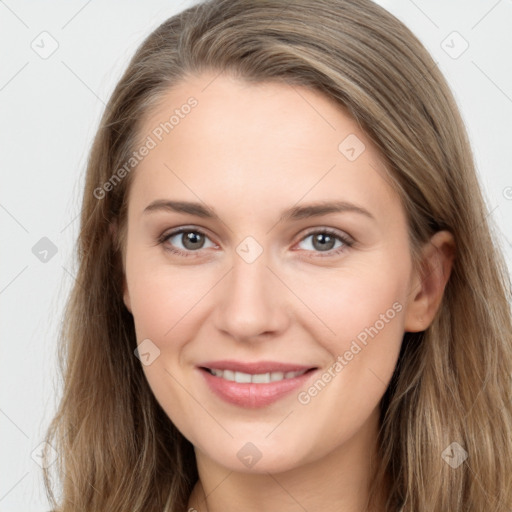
[128,72,400,223]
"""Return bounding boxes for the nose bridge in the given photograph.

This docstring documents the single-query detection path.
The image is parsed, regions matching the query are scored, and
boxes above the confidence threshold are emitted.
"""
[214,239,286,340]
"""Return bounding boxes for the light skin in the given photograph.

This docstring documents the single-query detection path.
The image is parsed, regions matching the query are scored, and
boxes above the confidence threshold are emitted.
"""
[120,72,455,511]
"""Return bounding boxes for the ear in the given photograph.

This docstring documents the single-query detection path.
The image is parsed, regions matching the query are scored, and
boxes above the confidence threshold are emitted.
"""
[110,220,132,313]
[404,230,455,332]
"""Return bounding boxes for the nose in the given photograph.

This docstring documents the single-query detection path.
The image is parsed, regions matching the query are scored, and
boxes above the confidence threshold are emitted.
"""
[213,249,290,342]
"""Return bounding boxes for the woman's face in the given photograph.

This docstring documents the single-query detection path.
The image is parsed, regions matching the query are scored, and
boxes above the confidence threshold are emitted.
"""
[121,72,422,473]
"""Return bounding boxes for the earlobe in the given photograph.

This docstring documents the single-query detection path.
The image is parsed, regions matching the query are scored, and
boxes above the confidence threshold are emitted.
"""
[404,230,456,333]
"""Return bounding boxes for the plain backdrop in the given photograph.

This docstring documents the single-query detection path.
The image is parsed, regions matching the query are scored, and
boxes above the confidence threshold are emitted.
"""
[1,1,511,510]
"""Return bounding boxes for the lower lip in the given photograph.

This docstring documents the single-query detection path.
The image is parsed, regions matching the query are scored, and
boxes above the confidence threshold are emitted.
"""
[198,368,317,408]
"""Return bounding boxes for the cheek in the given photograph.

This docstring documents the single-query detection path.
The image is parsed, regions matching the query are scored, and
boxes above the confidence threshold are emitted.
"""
[125,260,207,440]
[128,279,171,342]
[283,279,404,451]
[290,264,407,414]
[293,263,406,348]
[126,251,201,341]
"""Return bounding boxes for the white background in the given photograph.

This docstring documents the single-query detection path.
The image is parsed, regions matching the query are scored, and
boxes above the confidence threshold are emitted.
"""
[1,1,511,510]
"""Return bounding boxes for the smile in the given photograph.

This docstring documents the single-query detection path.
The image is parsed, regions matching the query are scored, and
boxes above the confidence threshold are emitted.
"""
[205,368,310,383]
[197,361,318,408]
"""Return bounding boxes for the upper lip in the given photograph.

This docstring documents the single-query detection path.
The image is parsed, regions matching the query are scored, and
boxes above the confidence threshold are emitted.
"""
[199,360,317,374]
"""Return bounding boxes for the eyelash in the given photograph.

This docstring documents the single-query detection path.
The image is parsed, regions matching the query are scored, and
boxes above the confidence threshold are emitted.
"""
[157,226,354,259]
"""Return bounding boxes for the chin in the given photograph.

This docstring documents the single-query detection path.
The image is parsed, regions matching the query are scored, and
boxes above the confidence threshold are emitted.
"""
[193,435,315,475]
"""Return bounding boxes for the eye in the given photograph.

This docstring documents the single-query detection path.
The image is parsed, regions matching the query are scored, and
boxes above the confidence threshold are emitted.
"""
[158,227,216,258]
[158,227,353,258]
[295,228,353,257]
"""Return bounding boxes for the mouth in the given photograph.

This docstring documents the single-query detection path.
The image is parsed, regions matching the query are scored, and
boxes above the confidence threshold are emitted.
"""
[197,360,319,408]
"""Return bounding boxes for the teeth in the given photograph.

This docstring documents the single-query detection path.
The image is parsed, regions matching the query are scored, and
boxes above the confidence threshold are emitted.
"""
[208,368,308,383]
[223,369,235,381]
[253,373,271,383]
[235,371,251,383]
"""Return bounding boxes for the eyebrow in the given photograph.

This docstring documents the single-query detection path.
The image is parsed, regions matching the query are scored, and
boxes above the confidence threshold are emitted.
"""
[143,199,375,223]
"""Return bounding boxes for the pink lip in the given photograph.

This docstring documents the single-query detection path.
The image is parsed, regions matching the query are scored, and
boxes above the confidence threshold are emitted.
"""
[197,360,318,408]
[199,359,314,373]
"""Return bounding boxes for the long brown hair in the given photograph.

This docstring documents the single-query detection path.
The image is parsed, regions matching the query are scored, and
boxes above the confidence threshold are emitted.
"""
[43,0,512,510]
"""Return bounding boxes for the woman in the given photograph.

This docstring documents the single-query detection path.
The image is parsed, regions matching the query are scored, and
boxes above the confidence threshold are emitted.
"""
[42,0,512,510]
